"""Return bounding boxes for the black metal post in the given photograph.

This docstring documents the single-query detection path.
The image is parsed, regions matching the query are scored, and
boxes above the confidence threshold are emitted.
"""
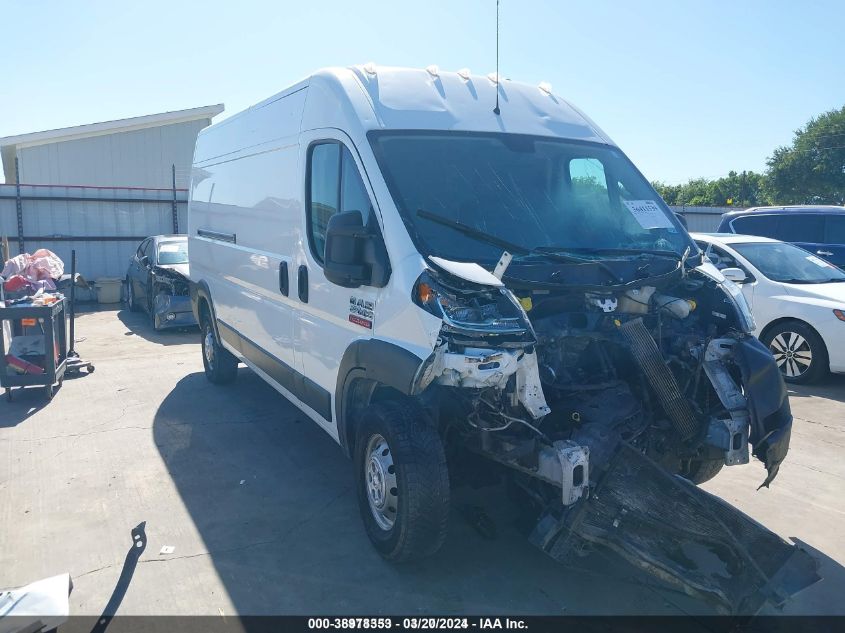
[69,249,77,356]
[14,157,24,254]
[171,164,179,234]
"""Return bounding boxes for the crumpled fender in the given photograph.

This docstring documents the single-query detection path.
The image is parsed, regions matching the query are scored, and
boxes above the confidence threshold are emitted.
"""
[733,335,793,488]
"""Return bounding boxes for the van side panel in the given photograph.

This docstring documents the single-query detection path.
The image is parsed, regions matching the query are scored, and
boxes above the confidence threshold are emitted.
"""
[189,88,308,393]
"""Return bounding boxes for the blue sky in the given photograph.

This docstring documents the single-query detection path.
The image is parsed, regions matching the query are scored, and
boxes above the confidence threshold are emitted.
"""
[1,0,842,184]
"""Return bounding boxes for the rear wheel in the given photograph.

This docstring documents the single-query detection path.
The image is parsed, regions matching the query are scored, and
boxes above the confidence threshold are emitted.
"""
[200,311,238,384]
[761,321,828,385]
[354,400,450,562]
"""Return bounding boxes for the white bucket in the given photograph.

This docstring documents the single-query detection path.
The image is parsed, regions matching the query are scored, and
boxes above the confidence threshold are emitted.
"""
[94,277,123,304]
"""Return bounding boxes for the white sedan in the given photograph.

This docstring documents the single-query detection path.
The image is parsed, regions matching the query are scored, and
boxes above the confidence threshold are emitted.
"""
[692,232,845,384]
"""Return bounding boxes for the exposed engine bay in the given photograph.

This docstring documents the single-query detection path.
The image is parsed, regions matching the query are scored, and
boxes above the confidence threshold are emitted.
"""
[411,256,817,614]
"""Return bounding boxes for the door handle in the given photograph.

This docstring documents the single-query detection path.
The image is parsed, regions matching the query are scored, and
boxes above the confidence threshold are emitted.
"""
[298,265,309,303]
[817,250,833,257]
[279,261,289,296]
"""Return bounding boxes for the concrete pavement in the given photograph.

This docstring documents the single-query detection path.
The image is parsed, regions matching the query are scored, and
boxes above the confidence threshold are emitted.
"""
[1,308,843,616]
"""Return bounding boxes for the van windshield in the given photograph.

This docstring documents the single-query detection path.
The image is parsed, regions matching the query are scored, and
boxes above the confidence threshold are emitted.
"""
[369,131,693,264]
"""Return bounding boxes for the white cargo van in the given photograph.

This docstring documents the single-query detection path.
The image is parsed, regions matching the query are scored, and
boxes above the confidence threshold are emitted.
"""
[189,65,814,610]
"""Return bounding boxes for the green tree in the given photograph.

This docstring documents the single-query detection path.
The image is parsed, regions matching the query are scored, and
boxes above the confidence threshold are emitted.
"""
[765,106,845,205]
[653,172,767,207]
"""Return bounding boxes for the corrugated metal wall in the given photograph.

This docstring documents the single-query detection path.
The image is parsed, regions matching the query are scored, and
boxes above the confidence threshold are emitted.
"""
[16,119,208,189]
[0,184,186,279]
[0,184,733,283]
[671,206,733,232]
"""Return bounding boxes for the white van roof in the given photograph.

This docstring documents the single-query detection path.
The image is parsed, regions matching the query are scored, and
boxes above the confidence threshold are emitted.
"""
[196,65,616,165]
[329,65,613,143]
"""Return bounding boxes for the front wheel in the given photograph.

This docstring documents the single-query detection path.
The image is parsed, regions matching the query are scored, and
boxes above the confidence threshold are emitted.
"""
[126,278,141,312]
[200,316,238,384]
[679,458,724,484]
[761,321,828,385]
[354,400,450,562]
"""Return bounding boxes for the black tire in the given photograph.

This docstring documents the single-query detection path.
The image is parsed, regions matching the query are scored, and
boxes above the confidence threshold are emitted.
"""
[761,320,828,385]
[354,399,450,562]
[680,458,724,485]
[126,278,141,312]
[149,292,165,331]
[200,311,238,384]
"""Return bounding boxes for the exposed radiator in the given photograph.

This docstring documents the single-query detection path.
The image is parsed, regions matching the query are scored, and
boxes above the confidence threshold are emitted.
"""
[619,317,698,440]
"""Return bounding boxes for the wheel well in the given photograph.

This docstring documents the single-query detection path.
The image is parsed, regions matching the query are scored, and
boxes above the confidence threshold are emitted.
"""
[760,317,813,341]
[343,378,406,455]
[197,297,211,323]
[759,317,829,358]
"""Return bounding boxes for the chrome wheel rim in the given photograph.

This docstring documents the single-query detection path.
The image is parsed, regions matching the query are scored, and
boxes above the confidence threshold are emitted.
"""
[204,329,215,369]
[365,433,398,530]
[770,331,813,378]
[127,283,134,309]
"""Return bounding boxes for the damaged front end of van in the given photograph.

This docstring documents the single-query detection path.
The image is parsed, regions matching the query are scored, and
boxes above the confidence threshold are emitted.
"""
[409,255,818,615]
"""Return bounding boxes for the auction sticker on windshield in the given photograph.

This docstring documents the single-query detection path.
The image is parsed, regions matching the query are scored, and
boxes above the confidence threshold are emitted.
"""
[623,200,674,229]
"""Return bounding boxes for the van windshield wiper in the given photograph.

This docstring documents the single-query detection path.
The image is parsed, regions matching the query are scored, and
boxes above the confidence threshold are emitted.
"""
[530,247,623,283]
[556,246,685,259]
[416,210,623,283]
[416,209,529,255]
[417,209,624,283]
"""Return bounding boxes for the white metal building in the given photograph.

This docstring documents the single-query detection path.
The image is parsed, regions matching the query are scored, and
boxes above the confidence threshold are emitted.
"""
[0,104,224,188]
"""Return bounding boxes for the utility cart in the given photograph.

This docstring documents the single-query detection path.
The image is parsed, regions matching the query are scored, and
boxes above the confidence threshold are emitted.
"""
[0,298,68,401]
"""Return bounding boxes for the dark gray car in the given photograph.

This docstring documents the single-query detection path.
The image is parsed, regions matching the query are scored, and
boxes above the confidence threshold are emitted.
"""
[125,235,196,330]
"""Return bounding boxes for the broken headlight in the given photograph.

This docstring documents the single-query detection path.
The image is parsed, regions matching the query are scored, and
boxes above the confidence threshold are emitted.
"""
[412,271,530,335]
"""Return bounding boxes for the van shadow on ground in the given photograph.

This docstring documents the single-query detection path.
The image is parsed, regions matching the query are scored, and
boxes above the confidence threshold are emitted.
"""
[151,370,844,617]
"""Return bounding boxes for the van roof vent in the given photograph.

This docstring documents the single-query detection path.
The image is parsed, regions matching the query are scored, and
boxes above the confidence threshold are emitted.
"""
[457,68,472,81]
[425,65,440,78]
[487,72,500,84]
[363,62,378,76]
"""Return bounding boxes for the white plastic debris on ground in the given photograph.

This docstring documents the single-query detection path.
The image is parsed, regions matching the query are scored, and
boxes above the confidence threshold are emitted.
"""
[0,572,71,633]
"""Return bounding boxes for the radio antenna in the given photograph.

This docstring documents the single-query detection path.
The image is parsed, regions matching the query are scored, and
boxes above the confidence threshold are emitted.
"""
[493,0,500,115]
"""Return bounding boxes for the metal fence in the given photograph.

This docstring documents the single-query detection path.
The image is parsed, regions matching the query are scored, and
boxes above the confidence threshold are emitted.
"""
[0,172,736,285]
[671,206,735,233]
[0,162,187,282]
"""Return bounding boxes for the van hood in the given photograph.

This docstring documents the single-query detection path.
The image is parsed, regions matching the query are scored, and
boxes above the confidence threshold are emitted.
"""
[428,257,503,287]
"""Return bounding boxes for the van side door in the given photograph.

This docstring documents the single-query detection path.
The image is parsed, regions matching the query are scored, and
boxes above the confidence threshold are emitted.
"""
[293,134,384,435]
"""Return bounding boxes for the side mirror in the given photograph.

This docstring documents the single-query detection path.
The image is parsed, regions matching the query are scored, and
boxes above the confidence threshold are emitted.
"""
[139,255,150,268]
[324,211,390,288]
[721,267,748,283]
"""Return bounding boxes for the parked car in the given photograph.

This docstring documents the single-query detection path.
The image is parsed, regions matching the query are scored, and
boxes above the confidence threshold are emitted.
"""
[186,65,813,611]
[693,232,845,384]
[716,205,845,267]
[125,234,195,330]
